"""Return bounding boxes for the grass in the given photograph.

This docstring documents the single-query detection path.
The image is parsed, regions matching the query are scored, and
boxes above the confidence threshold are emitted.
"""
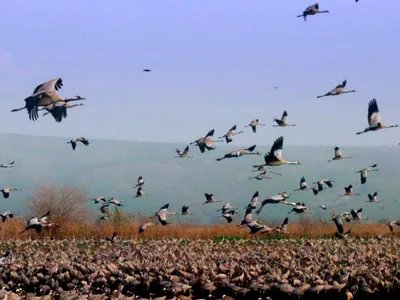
[0,215,398,240]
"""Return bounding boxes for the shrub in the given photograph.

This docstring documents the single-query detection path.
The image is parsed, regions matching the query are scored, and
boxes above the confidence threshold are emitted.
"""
[26,184,92,226]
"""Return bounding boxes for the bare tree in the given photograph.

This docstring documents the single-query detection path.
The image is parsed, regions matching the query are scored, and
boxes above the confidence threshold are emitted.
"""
[26,184,92,225]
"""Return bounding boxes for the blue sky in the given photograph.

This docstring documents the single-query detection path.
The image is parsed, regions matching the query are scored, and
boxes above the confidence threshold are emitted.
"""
[1,0,399,146]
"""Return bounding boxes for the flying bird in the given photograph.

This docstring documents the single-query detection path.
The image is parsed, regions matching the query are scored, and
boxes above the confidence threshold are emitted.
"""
[1,187,21,199]
[332,214,351,239]
[181,205,193,215]
[297,3,329,21]
[356,164,377,184]
[67,137,89,150]
[349,208,363,221]
[328,147,352,162]
[203,193,221,205]
[275,217,289,233]
[255,192,290,215]
[356,99,399,135]
[387,220,400,232]
[134,187,145,198]
[139,222,157,233]
[190,129,222,153]
[92,197,110,204]
[263,136,300,166]
[40,101,84,123]
[273,111,296,127]
[133,176,151,188]
[249,170,272,180]
[0,210,18,223]
[340,185,360,197]
[155,203,176,225]
[294,176,310,191]
[143,69,151,72]
[317,80,356,98]
[246,191,260,210]
[0,161,15,168]
[11,78,85,121]
[245,119,265,133]
[216,145,261,161]
[218,125,244,144]
[175,146,193,158]
[19,211,52,234]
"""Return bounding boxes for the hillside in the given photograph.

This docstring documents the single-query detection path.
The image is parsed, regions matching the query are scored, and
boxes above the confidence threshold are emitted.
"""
[0,133,398,224]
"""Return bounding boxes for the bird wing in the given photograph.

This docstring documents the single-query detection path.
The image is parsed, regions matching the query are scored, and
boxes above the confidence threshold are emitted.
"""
[33,78,63,94]
[368,99,380,127]
[183,145,189,154]
[279,217,289,231]
[229,125,237,132]
[335,147,342,157]
[268,136,283,160]
[281,111,288,123]
[335,80,347,89]
[300,176,306,188]
[334,216,344,234]
[305,3,318,12]
[205,129,215,138]
[246,145,256,152]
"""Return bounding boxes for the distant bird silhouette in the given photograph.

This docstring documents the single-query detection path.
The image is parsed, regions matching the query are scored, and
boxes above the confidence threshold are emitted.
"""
[133,176,151,188]
[203,193,221,205]
[40,101,84,123]
[297,3,329,21]
[155,203,176,225]
[356,164,377,184]
[1,187,21,199]
[216,145,261,161]
[190,129,223,153]
[134,187,145,198]
[294,176,310,191]
[273,111,296,127]
[356,99,399,135]
[328,147,352,162]
[67,137,89,150]
[317,80,356,98]
[218,125,244,144]
[143,69,151,72]
[181,205,193,215]
[175,145,193,158]
[249,170,272,180]
[263,136,300,166]
[139,222,157,233]
[0,161,15,168]
[245,119,265,133]
[340,185,360,197]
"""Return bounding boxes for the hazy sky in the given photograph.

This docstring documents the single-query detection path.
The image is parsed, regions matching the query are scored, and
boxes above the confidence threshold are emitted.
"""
[1,0,399,146]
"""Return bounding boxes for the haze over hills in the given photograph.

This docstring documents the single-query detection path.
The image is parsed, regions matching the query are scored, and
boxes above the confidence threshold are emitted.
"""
[0,133,398,224]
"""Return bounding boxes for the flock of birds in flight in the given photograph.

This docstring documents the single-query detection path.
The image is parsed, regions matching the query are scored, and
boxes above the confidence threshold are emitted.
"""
[2,1,400,239]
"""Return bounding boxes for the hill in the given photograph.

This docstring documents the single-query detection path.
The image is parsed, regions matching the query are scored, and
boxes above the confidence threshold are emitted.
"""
[0,133,398,224]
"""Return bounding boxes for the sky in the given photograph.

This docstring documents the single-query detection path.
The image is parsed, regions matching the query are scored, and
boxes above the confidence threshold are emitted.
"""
[1,0,399,146]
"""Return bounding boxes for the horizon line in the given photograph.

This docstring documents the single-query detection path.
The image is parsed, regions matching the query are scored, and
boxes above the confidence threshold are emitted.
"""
[0,132,397,148]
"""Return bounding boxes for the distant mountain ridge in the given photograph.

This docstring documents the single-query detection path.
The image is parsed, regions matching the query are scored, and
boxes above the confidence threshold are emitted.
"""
[0,133,398,224]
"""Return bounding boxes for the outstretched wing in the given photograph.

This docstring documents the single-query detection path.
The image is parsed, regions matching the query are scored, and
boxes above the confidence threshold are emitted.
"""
[335,147,342,157]
[229,125,237,132]
[205,129,215,138]
[335,80,347,89]
[269,136,283,160]
[368,99,380,127]
[33,78,63,94]
[246,145,256,152]
[281,111,288,123]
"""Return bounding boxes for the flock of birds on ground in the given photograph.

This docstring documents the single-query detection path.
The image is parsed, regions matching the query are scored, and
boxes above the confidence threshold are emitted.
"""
[2,2,400,242]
